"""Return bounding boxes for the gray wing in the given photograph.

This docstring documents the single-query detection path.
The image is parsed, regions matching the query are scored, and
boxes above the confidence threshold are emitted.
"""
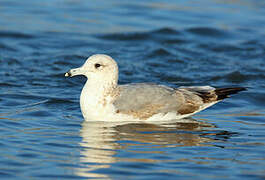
[113,83,212,119]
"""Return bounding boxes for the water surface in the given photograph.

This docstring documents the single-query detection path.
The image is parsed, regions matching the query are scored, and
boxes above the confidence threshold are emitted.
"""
[0,0,264,179]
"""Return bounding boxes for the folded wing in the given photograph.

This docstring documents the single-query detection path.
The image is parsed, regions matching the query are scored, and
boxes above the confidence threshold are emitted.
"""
[113,83,245,120]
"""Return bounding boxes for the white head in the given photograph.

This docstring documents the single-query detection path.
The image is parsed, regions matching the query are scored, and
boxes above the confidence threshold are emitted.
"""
[65,54,119,88]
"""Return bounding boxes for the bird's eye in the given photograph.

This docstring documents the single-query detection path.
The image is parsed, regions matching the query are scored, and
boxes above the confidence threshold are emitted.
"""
[94,63,101,68]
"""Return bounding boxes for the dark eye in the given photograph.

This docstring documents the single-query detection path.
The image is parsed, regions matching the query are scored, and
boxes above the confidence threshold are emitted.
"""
[94,63,101,68]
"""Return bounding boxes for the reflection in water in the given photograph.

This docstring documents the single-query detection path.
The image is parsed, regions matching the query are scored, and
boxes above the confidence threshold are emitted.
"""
[77,121,119,178]
[76,119,217,178]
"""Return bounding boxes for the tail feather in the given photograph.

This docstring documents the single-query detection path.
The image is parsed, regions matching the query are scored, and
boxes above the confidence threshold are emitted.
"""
[215,87,246,100]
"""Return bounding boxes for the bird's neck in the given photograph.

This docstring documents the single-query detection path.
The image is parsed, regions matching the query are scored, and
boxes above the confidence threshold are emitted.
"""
[80,79,118,121]
[80,78,117,106]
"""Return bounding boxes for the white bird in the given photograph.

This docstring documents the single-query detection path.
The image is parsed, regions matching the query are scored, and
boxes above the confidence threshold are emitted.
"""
[65,54,246,121]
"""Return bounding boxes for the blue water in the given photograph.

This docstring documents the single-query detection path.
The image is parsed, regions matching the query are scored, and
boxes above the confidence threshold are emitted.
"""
[0,0,265,179]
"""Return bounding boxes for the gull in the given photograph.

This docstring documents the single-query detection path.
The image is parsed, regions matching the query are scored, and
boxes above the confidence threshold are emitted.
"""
[65,54,246,121]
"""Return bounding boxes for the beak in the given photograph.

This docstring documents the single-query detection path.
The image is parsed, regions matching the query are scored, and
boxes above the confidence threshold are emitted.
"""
[64,71,72,77]
[65,67,84,77]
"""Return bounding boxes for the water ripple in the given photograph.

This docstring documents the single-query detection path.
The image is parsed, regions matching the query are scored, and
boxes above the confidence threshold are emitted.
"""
[0,0,264,179]
[0,31,35,39]
[186,27,230,38]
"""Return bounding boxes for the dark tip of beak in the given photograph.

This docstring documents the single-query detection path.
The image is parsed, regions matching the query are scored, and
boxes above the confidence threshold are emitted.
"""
[65,72,71,77]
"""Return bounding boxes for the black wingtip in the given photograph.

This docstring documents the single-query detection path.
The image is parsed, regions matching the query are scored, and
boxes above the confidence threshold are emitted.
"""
[215,87,247,100]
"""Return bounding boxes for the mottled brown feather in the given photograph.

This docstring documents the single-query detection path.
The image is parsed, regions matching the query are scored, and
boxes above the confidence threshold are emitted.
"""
[176,89,203,115]
[195,91,218,103]
[117,104,164,120]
